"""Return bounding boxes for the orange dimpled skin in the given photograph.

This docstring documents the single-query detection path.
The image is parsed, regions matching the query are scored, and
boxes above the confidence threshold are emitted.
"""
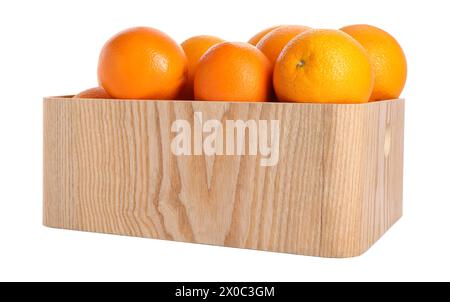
[98,27,187,100]
[73,87,111,99]
[180,35,225,99]
[248,26,280,46]
[273,29,374,104]
[256,25,311,67]
[341,24,407,101]
[194,42,272,102]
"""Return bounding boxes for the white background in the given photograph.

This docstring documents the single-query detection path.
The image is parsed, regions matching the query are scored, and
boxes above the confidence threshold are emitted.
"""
[0,0,449,282]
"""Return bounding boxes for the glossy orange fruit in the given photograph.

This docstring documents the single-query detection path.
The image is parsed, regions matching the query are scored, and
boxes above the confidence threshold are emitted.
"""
[248,26,280,46]
[98,27,187,100]
[273,29,374,103]
[256,25,311,67]
[180,35,225,99]
[194,42,271,102]
[73,87,111,99]
[341,24,407,101]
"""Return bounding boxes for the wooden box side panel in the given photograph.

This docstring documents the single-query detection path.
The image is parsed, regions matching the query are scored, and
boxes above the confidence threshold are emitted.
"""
[319,99,404,257]
[43,100,326,256]
[43,98,404,257]
[361,100,404,248]
[44,100,77,229]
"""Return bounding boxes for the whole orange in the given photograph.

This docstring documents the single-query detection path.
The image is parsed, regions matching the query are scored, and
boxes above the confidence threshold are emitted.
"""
[256,25,311,67]
[248,26,280,46]
[180,35,225,99]
[341,24,407,101]
[73,87,111,99]
[194,42,271,102]
[98,27,187,100]
[273,29,374,103]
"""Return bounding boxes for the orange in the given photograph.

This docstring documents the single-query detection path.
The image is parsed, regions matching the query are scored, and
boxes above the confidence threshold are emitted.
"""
[341,24,407,101]
[248,26,280,45]
[98,27,187,100]
[194,42,271,102]
[180,35,225,99]
[273,29,374,103]
[73,87,111,99]
[256,25,311,67]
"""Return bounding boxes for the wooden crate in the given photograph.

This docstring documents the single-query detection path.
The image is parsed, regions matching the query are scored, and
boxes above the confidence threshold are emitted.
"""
[43,97,404,257]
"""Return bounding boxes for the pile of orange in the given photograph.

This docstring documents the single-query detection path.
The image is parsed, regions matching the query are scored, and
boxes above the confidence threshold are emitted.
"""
[75,24,407,104]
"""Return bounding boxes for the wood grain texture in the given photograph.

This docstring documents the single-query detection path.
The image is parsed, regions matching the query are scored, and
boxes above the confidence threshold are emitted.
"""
[43,97,404,257]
